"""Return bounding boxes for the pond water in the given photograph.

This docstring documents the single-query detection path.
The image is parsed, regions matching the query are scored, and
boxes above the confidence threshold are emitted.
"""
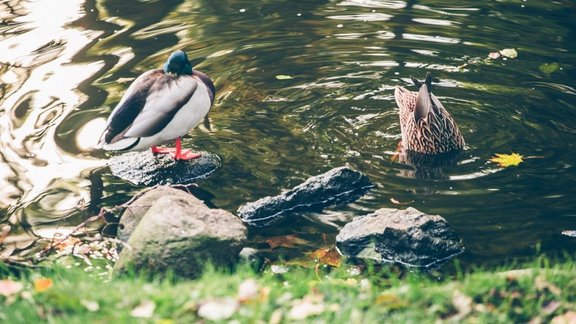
[1,0,575,269]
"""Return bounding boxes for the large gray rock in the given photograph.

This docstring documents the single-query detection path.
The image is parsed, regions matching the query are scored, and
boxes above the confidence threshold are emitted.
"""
[108,150,221,186]
[114,186,247,278]
[117,186,189,242]
[336,207,464,268]
[237,167,374,227]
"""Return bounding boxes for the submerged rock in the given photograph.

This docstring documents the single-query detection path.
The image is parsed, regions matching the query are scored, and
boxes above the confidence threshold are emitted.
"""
[336,207,464,268]
[114,186,247,278]
[237,166,374,227]
[108,150,221,186]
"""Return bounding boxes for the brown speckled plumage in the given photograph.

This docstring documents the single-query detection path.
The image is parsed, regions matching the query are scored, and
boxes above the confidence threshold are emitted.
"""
[394,73,465,154]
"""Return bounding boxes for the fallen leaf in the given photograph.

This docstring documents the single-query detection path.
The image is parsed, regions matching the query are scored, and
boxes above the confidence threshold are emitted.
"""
[276,75,293,80]
[543,300,562,315]
[197,298,238,321]
[34,278,53,293]
[551,311,576,324]
[266,235,309,249]
[54,237,81,251]
[489,153,524,167]
[308,247,342,267]
[288,294,325,320]
[130,300,156,318]
[500,48,518,58]
[155,320,175,324]
[270,264,290,274]
[561,230,576,237]
[452,290,473,317]
[375,293,407,309]
[269,309,283,324]
[488,52,501,59]
[535,275,561,296]
[0,279,23,297]
[237,279,259,303]
[539,63,559,74]
[390,198,414,205]
[80,299,100,312]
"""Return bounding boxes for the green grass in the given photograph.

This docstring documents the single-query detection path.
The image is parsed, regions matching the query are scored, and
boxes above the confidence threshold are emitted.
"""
[1,257,576,323]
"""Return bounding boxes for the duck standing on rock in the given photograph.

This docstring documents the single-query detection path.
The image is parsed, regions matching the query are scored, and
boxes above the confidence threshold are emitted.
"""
[394,72,464,154]
[98,50,215,160]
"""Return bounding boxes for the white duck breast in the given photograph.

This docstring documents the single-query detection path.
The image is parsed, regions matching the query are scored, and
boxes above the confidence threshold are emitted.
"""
[100,70,212,152]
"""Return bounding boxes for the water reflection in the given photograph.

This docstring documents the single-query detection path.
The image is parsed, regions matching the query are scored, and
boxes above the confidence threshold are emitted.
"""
[0,0,575,268]
[0,0,104,242]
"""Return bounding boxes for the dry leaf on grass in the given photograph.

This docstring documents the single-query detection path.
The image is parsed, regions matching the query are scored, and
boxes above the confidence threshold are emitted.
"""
[33,278,53,293]
[237,278,270,304]
[237,278,259,302]
[197,298,238,321]
[288,294,326,320]
[452,290,473,318]
[80,299,100,312]
[130,300,156,318]
[535,275,561,296]
[0,279,23,297]
[551,311,576,324]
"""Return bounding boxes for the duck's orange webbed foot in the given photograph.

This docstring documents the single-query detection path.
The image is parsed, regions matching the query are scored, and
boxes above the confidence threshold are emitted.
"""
[151,137,201,161]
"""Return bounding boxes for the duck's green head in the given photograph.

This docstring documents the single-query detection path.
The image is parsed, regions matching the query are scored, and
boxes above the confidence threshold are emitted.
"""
[163,50,193,76]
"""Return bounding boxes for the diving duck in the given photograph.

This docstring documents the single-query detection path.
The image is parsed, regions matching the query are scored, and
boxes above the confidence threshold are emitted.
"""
[98,50,215,160]
[394,72,464,154]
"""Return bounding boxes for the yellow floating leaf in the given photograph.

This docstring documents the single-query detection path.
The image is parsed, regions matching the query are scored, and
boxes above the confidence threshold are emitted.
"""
[34,278,53,293]
[489,153,523,167]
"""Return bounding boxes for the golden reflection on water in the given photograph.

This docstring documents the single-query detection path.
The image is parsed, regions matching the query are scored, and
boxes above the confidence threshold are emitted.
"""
[0,0,105,213]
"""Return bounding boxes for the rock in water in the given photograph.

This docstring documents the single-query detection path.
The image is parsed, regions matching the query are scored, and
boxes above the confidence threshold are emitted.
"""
[114,186,247,278]
[336,207,464,268]
[237,166,373,227]
[108,150,221,186]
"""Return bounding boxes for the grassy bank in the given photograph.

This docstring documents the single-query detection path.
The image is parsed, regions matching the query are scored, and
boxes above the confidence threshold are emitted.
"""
[1,257,576,323]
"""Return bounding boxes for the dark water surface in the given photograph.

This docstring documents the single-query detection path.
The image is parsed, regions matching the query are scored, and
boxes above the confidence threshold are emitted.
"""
[1,0,575,269]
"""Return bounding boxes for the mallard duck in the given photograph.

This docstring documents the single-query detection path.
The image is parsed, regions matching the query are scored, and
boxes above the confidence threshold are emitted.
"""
[98,50,215,160]
[394,72,464,154]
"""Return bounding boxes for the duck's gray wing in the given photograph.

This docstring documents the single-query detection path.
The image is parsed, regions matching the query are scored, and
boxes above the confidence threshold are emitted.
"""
[100,70,161,145]
[123,74,198,138]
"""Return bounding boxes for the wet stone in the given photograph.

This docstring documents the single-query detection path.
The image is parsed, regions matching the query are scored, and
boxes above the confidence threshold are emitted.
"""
[108,150,221,186]
[237,166,374,227]
[114,186,247,278]
[336,207,465,268]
